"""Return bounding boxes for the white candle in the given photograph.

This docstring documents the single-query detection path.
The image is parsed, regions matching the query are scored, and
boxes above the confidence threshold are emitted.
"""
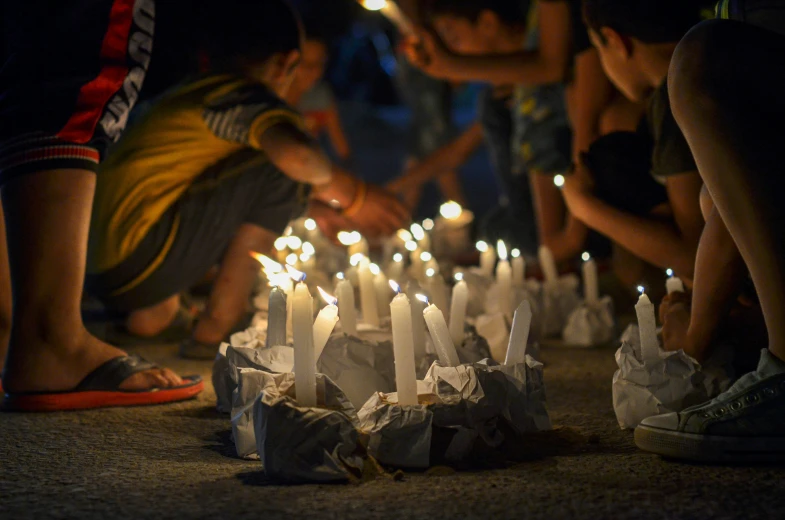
[313,288,340,362]
[358,257,380,327]
[477,241,496,277]
[266,286,288,348]
[426,269,449,315]
[420,296,461,367]
[335,279,357,336]
[496,241,512,317]
[666,269,685,294]
[505,300,533,366]
[511,248,525,285]
[372,264,391,318]
[539,245,559,283]
[411,223,430,253]
[449,275,468,347]
[389,286,418,406]
[635,287,659,365]
[388,253,404,283]
[582,252,599,305]
[291,273,317,407]
[406,281,427,360]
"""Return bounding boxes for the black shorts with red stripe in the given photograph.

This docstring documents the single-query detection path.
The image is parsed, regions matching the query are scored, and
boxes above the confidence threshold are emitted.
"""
[0,0,155,184]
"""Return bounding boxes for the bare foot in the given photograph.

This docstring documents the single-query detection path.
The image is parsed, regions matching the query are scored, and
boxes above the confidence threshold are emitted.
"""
[1,327,184,394]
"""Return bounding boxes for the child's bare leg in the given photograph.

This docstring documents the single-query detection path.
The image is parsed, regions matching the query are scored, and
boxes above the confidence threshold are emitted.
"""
[126,295,181,338]
[0,204,11,372]
[670,20,785,361]
[192,224,276,344]
[1,171,182,393]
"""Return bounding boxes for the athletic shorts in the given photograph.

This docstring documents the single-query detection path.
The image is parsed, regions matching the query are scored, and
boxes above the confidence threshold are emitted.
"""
[0,0,154,184]
[86,149,310,311]
[716,0,785,36]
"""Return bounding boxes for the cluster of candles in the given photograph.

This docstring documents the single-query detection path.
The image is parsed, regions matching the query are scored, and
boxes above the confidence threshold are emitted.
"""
[634,269,686,364]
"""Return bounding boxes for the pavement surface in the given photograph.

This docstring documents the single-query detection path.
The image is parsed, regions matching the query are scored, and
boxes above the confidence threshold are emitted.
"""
[3,342,785,520]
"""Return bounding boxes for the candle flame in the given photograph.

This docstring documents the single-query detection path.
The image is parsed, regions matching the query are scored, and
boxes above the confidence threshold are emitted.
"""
[397,229,413,242]
[420,251,432,262]
[416,294,429,304]
[582,251,591,262]
[637,285,645,295]
[389,280,401,293]
[250,252,283,273]
[299,253,311,262]
[497,240,508,261]
[410,223,425,241]
[286,264,307,283]
[422,218,434,231]
[349,253,365,266]
[426,267,435,278]
[454,272,464,282]
[666,268,674,277]
[553,174,565,188]
[369,263,381,276]
[274,237,288,251]
[286,236,302,250]
[511,248,521,259]
[285,253,298,266]
[393,253,403,263]
[336,272,345,280]
[284,226,293,237]
[440,201,463,220]
[405,240,417,252]
[361,0,388,10]
[317,286,338,306]
[304,218,317,231]
[337,231,361,246]
[302,241,315,256]
[476,240,488,253]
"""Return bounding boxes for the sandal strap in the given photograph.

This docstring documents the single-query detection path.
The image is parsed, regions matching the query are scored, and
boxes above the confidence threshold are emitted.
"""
[75,355,159,391]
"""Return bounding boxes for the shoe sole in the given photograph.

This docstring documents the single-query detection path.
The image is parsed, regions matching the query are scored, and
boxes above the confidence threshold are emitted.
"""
[635,424,785,462]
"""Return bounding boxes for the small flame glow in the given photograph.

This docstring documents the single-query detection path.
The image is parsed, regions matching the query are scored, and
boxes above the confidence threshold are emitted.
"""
[416,294,429,305]
[369,263,381,276]
[286,236,303,250]
[304,218,317,231]
[274,237,288,251]
[286,264,307,282]
[497,240,508,261]
[423,218,434,231]
[318,287,338,306]
[389,280,401,294]
[426,268,435,278]
[666,268,674,277]
[511,248,521,259]
[476,240,488,253]
[393,253,403,263]
[454,272,464,282]
[284,226,293,237]
[286,253,298,266]
[411,223,425,241]
[361,0,388,10]
[337,231,361,246]
[299,253,311,262]
[440,201,463,220]
[250,252,283,273]
[420,251,433,262]
[350,253,365,266]
[336,272,345,280]
[302,241,315,256]
[405,240,417,252]
[397,229,413,242]
[582,251,591,262]
[638,285,645,295]
[554,174,565,188]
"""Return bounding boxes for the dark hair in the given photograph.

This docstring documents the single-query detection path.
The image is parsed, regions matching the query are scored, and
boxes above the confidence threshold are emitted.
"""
[426,0,529,26]
[583,0,706,44]
[201,0,303,67]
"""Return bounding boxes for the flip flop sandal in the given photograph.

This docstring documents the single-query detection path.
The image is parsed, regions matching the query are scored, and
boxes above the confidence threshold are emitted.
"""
[1,355,203,412]
[179,312,256,360]
[102,305,195,347]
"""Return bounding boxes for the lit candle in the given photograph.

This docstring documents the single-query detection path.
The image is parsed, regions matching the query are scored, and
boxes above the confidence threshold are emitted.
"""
[389,281,418,406]
[304,218,319,243]
[477,240,496,277]
[419,295,461,367]
[360,0,414,36]
[440,200,463,221]
[665,268,685,295]
[358,257,380,327]
[505,300,532,366]
[273,236,288,264]
[289,266,317,407]
[411,223,430,253]
[313,288,340,362]
[408,241,422,280]
[266,286,288,348]
[511,248,525,285]
[582,251,599,305]
[538,245,559,283]
[449,273,468,347]
[406,281,427,360]
[338,230,368,258]
[426,268,449,314]
[496,240,512,316]
[635,286,659,365]
[371,263,391,318]
[388,252,404,282]
[335,277,357,336]
[346,252,364,287]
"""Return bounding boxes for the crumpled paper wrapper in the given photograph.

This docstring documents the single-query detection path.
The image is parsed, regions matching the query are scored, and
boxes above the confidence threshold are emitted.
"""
[542,275,582,338]
[562,296,615,347]
[612,324,734,429]
[357,357,550,468]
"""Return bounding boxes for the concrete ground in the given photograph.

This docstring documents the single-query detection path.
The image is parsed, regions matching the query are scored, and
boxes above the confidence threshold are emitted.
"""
[3,342,785,520]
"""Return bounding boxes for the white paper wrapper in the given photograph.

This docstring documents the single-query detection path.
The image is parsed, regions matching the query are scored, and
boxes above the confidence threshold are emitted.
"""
[562,296,615,348]
[357,357,550,468]
[542,275,582,338]
[612,324,734,429]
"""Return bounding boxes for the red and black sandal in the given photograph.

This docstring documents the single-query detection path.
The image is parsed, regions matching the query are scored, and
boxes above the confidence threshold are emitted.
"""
[1,355,204,412]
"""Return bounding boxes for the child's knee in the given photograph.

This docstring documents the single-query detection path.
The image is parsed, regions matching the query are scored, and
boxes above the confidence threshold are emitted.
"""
[700,184,714,221]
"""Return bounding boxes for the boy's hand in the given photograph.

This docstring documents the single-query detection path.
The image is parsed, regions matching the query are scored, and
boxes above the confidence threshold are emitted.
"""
[308,201,353,245]
[660,299,701,360]
[404,27,456,79]
[347,185,410,239]
[562,163,595,218]
[387,175,421,211]
[658,291,691,324]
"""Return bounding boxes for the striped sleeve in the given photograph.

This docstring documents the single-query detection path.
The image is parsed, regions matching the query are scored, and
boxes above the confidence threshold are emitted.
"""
[202,84,303,148]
